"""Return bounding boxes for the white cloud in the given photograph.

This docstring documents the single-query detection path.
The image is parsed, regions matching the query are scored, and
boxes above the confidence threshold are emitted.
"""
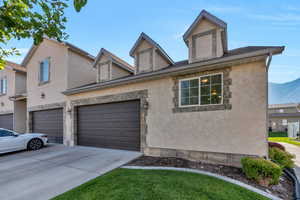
[249,13,300,22]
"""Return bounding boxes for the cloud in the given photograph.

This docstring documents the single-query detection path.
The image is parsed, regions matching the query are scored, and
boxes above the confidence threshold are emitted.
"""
[284,5,300,11]
[249,13,300,22]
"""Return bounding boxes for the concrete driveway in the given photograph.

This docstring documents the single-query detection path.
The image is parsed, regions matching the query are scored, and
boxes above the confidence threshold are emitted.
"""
[0,144,142,200]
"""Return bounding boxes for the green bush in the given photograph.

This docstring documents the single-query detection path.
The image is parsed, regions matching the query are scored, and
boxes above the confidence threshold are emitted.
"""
[268,132,288,137]
[241,157,282,186]
[269,147,295,169]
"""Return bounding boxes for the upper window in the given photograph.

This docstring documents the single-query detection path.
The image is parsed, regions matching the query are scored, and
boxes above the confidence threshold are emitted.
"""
[0,77,7,95]
[180,74,222,107]
[39,58,50,84]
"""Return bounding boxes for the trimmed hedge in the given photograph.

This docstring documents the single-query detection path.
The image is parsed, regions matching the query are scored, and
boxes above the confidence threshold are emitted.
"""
[269,147,295,169]
[241,157,282,186]
[268,132,288,137]
[268,142,285,151]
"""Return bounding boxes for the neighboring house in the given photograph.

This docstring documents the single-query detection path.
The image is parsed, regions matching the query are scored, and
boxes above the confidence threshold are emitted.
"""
[23,38,96,143]
[0,61,27,132]
[0,10,285,167]
[269,103,300,132]
[61,10,284,167]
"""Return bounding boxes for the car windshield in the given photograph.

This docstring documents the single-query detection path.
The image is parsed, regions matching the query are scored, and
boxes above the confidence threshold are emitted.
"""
[0,129,15,137]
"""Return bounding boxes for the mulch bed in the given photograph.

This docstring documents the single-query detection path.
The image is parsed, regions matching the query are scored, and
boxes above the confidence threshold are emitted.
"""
[128,156,294,200]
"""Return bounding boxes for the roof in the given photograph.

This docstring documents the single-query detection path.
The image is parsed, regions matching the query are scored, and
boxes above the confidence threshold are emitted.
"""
[182,10,228,52]
[21,38,95,67]
[63,45,284,95]
[93,48,134,73]
[5,60,26,73]
[129,32,174,64]
[269,113,300,118]
[269,103,300,109]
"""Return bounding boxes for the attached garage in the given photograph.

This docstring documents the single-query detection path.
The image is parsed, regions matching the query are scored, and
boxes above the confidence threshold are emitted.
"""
[77,100,140,151]
[0,114,13,130]
[32,108,63,143]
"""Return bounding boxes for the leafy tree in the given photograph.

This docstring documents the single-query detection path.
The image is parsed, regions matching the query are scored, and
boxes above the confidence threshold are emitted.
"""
[0,0,87,69]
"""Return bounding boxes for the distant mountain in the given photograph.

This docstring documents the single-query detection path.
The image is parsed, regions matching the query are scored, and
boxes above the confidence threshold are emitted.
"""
[269,78,300,104]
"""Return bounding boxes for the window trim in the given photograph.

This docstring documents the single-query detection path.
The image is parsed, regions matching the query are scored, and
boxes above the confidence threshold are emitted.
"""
[38,57,51,85]
[178,72,223,108]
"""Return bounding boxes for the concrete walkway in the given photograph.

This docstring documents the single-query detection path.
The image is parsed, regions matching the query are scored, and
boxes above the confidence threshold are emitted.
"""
[0,144,141,200]
[278,142,300,179]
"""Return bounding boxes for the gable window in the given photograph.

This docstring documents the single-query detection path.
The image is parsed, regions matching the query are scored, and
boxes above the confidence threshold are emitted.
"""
[39,58,50,84]
[179,73,222,107]
[0,77,7,95]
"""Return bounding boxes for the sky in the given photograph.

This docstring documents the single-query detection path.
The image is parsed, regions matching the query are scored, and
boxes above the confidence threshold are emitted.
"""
[5,0,300,83]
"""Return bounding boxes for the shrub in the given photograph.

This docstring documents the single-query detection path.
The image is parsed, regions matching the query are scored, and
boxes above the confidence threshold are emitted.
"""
[268,142,285,151]
[241,157,282,186]
[268,132,288,137]
[269,147,295,169]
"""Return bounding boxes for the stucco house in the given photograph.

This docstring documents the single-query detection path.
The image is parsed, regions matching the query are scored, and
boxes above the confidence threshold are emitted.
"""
[0,61,27,133]
[22,38,96,143]
[269,103,300,133]
[0,10,284,167]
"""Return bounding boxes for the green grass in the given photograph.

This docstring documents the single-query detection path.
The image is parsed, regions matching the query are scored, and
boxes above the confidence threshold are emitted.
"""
[269,137,300,147]
[268,132,288,137]
[52,168,269,200]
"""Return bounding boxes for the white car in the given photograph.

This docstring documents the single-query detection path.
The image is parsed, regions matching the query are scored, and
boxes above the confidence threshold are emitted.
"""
[0,128,48,154]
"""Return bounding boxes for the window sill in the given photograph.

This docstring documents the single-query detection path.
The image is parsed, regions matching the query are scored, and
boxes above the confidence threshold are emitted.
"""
[38,81,50,86]
[173,104,231,113]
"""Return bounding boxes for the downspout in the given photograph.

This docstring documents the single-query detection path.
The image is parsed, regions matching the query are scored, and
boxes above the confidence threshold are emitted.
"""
[265,52,273,159]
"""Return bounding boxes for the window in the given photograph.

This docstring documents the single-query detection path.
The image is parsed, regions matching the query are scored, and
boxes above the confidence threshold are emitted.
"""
[282,119,288,126]
[0,77,7,95]
[180,74,222,107]
[39,58,50,83]
[0,129,14,137]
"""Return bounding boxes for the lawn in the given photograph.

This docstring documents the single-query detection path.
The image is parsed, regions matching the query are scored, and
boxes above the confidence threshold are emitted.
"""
[53,168,269,200]
[269,137,300,147]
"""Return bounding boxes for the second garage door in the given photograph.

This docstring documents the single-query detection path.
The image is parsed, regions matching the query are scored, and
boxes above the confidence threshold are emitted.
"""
[77,100,140,151]
[0,114,13,130]
[32,108,63,143]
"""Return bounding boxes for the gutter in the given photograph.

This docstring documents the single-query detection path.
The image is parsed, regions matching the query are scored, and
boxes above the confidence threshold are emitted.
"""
[63,47,284,95]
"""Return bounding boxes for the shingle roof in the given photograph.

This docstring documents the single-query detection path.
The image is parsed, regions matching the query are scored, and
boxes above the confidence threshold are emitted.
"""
[63,45,284,95]
[269,103,300,109]
[129,32,174,64]
[93,48,134,73]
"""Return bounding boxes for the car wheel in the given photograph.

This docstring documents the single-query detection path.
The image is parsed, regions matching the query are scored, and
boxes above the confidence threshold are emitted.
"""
[27,138,43,151]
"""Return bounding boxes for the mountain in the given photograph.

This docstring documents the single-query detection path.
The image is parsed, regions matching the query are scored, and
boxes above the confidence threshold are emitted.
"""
[269,78,300,104]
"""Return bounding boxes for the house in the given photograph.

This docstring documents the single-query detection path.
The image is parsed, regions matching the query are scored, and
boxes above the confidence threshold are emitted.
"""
[269,103,300,133]
[1,10,284,167]
[60,10,283,166]
[0,61,27,132]
[23,38,96,143]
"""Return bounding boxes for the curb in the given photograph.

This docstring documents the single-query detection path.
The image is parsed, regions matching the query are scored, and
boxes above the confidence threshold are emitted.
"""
[284,168,300,200]
[122,166,282,200]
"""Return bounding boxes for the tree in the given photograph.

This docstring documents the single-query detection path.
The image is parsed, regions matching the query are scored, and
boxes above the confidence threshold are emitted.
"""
[0,0,87,69]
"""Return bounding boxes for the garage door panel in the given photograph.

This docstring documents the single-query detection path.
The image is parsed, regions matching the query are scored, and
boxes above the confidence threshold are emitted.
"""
[0,114,13,130]
[77,100,140,151]
[32,108,63,144]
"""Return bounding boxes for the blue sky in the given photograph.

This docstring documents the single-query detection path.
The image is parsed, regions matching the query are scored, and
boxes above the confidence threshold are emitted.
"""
[5,0,300,83]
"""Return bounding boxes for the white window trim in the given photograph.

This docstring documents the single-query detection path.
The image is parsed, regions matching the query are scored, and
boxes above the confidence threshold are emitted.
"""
[179,72,223,108]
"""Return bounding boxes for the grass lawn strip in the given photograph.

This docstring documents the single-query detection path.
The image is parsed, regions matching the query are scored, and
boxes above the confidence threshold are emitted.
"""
[269,137,300,147]
[53,168,271,200]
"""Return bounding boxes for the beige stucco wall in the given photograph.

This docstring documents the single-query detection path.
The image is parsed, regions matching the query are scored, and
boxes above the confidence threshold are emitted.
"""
[65,60,268,157]
[187,19,224,62]
[0,68,15,113]
[67,50,96,89]
[26,39,68,108]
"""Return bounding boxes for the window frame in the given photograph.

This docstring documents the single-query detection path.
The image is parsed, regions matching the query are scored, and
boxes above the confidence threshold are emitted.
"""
[0,76,7,95]
[179,72,223,108]
[39,57,50,85]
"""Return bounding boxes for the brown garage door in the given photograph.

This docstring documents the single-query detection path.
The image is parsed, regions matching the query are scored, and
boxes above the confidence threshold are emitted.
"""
[32,108,63,143]
[0,114,13,130]
[77,100,140,151]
